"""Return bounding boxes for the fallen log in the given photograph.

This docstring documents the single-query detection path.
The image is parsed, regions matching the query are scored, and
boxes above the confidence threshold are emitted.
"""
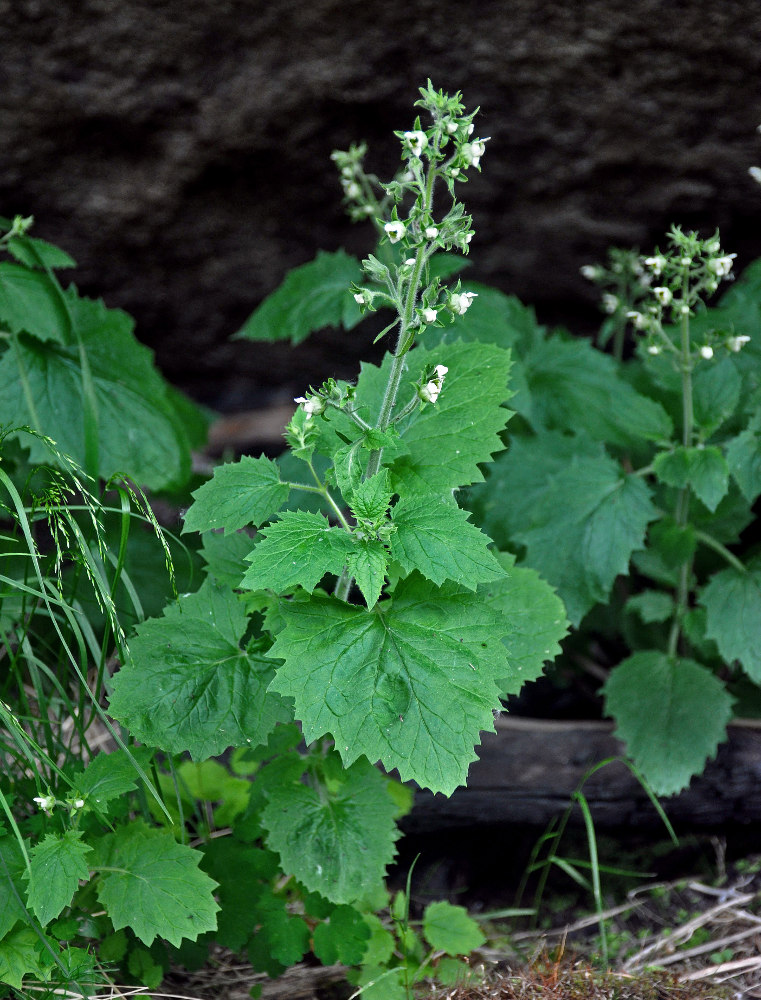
[405,717,761,832]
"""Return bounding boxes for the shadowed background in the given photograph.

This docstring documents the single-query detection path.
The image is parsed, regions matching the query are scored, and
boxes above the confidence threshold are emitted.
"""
[3,0,761,411]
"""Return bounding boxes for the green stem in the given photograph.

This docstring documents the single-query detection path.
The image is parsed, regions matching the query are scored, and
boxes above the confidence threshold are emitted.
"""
[695,530,747,574]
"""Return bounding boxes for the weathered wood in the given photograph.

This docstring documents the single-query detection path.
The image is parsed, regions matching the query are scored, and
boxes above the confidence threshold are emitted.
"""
[405,717,761,832]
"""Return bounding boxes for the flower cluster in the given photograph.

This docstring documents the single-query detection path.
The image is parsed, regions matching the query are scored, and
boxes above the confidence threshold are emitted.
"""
[417,364,448,405]
[33,792,85,815]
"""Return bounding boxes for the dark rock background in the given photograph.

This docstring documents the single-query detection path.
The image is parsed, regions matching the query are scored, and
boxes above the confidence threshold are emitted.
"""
[3,0,761,411]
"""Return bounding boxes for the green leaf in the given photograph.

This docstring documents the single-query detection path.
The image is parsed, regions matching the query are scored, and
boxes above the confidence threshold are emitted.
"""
[241,510,354,593]
[726,418,761,504]
[0,925,54,990]
[653,446,729,512]
[200,529,254,587]
[263,756,399,904]
[626,590,675,624]
[360,912,396,966]
[350,469,393,522]
[693,358,741,436]
[252,908,310,967]
[699,565,761,681]
[183,456,291,535]
[0,293,191,489]
[0,263,69,342]
[268,578,508,794]
[347,539,388,608]
[25,832,92,925]
[93,821,219,946]
[73,746,154,813]
[201,840,281,953]
[388,340,513,493]
[489,432,656,624]
[521,334,673,446]
[6,235,77,270]
[108,579,290,758]
[234,250,363,344]
[422,900,485,955]
[390,495,505,589]
[480,552,568,695]
[0,835,28,938]
[603,651,733,796]
[313,905,371,966]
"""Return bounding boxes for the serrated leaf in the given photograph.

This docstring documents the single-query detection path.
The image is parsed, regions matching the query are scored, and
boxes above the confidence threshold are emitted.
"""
[390,495,505,589]
[108,579,290,758]
[241,510,354,593]
[653,446,729,512]
[422,900,485,955]
[726,420,761,504]
[693,358,741,435]
[0,293,190,488]
[184,455,290,535]
[234,250,363,344]
[7,235,76,270]
[0,925,54,990]
[25,832,92,925]
[626,590,675,624]
[254,908,310,966]
[94,821,219,946]
[73,746,154,813]
[699,565,761,681]
[347,539,388,608]
[479,552,568,695]
[262,756,399,903]
[490,433,656,625]
[267,579,508,794]
[200,529,253,587]
[312,905,371,966]
[522,335,673,446]
[603,651,733,796]
[350,469,393,522]
[0,835,28,938]
[201,840,282,952]
[0,262,68,342]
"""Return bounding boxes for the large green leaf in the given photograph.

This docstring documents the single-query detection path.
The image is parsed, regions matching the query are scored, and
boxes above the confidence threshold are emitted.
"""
[108,579,291,758]
[262,756,399,903]
[0,262,69,343]
[603,651,733,796]
[699,564,761,681]
[312,905,371,966]
[0,293,191,488]
[692,358,741,436]
[267,577,510,794]
[234,250,363,344]
[25,831,91,925]
[653,445,729,512]
[201,840,282,953]
[73,746,154,814]
[184,455,291,535]
[726,413,761,504]
[93,821,219,946]
[0,925,55,991]
[390,495,505,589]
[241,510,354,593]
[0,835,28,938]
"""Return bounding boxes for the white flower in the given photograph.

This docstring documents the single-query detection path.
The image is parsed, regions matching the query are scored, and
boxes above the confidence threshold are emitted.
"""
[680,257,693,267]
[404,258,416,267]
[749,166,761,184]
[704,239,721,254]
[653,286,672,305]
[384,220,406,243]
[403,130,428,157]
[678,303,691,315]
[353,290,370,306]
[344,181,361,199]
[580,265,599,281]
[462,140,487,168]
[450,291,477,315]
[419,364,449,404]
[728,335,751,352]
[647,344,661,355]
[446,121,458,135]
[626,311,648,330]
[699,345,714,360]
[708,254,737,277]
[294,395,325,417]
[422,307,438,324]
[450,167,460,178]
[425,226,439,239]
[602,293,619,314]
[33,794,55,812]
[467,123,475,135]
[644,255,666,276]
[71,798,85,810]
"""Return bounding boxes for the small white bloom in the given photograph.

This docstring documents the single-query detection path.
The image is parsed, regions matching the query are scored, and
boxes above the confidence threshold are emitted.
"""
[72,798,85,810]
[404,258,416,267]
[626,311,648,330]
[749,166,761,184]
[708,254,737,277]
[680,257,693,267]
[644,255,666,276]
[705,239,721,254]
[33,794,55,812]
[728,335,751,352]
[353,290,370,306]
[602,293,619,314]
[462,140,487,168]
[384,220,406,243]
[450,291,477,315]
[647,344,661,355]
[422,307,438,324]
[653,286,672,305]
[294,395,325,417]
[425,226,439,239]
[679,303,691,315]
[419,364,449,404]
[446,121,458,134]
[450,167,460,177]
[467,123,475,135]
[580,264,599,281]
[699,345,714,360]
[344,181,361,199]
[403,130,428,157]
